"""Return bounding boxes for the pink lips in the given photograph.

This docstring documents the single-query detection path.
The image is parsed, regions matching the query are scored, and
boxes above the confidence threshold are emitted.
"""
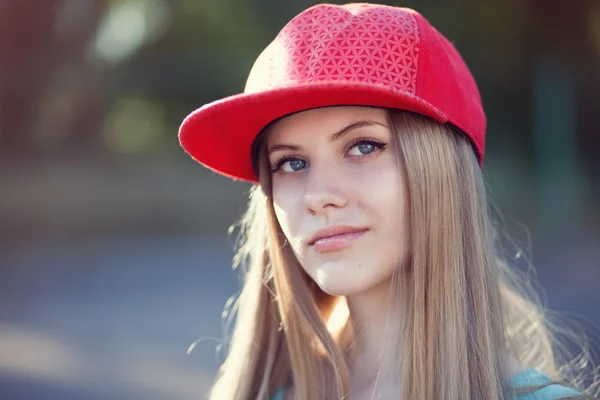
[308,225,369,254]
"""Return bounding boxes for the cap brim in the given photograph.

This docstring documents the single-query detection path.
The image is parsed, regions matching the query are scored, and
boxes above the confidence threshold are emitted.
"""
[179,82,447,183]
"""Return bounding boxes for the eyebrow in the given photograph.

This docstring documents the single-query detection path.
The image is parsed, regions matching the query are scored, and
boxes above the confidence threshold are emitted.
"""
[267,120,389,154]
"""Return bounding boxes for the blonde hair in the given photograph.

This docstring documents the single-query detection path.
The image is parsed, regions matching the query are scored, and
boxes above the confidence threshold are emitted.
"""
[206,109,597,400]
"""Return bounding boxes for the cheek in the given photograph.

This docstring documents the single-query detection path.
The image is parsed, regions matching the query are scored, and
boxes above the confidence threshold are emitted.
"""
[381,174,410,266]
[351,155,406,212]
[273,185,304,248]
[356,158,408,252]
[273,201,291,235]
[378,171,407,225]
[379,172,408,234]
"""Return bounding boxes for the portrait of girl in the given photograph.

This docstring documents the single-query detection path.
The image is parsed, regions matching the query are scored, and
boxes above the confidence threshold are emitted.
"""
[179,3,598,399]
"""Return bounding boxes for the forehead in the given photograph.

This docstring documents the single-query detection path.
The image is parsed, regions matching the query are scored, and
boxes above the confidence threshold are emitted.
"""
[267,106,388,143]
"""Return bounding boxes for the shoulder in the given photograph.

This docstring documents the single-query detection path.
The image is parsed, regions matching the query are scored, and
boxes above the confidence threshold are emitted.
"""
[511,368,585,400]
[272,385,294,400]
[272,369,584,400]
[272,387,292,400]
[271,388,284,400]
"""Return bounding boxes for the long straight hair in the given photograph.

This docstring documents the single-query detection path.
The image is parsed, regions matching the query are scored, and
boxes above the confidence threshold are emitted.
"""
[207,109,596,399]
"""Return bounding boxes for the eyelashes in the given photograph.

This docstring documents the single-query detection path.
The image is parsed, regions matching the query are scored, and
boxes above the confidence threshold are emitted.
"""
[270,139,387,174]
[270,157,306,173]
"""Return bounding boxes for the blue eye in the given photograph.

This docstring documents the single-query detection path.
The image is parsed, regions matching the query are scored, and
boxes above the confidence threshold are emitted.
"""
[347,140,385,157]
[270,140,385,175]
[283,159,306,172]
[348,142,375,156]
[271,157,307,173]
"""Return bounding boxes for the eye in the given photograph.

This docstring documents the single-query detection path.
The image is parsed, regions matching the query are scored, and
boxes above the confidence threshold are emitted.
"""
[347,140,385,156]
[270,139,386,175]
[271,157,307,173]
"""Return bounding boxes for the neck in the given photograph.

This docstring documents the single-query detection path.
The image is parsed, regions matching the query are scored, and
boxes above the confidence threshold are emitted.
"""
[345,274,405,393]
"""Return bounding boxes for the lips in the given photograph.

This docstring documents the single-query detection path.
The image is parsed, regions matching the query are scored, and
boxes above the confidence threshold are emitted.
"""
[308,225,369,253]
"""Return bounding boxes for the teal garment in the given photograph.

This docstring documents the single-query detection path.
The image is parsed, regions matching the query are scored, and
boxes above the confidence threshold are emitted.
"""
[511,368,583,400]
[271,368,582,400]
[272,388,284,400]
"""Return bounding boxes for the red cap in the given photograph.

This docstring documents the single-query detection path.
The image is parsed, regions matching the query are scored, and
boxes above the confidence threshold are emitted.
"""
[179,3,486,183]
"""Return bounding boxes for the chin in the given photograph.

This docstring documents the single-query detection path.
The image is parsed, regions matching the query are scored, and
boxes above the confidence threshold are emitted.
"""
[316,284,361,297]
[313,274,376,297]
[303,257,396,296]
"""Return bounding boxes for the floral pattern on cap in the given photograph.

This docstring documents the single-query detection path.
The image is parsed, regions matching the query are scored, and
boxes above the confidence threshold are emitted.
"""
[245,4,420,95]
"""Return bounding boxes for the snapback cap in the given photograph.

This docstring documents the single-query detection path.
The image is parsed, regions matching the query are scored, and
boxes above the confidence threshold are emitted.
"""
[179,3,486,183]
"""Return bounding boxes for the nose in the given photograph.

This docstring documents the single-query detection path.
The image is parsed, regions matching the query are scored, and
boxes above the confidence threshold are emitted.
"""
[303,166,347,216]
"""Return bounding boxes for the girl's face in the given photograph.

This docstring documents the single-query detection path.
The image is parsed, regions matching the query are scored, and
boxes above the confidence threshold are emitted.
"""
[267,106,409,296]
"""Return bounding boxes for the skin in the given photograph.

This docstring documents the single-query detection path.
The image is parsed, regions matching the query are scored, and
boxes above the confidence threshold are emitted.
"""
[267,106,410,398]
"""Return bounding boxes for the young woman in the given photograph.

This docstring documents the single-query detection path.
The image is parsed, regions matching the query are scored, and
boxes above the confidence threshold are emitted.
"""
[179,3,596,399]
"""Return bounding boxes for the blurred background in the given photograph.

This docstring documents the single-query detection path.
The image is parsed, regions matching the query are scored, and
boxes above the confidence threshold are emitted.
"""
[0,0,599,399]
